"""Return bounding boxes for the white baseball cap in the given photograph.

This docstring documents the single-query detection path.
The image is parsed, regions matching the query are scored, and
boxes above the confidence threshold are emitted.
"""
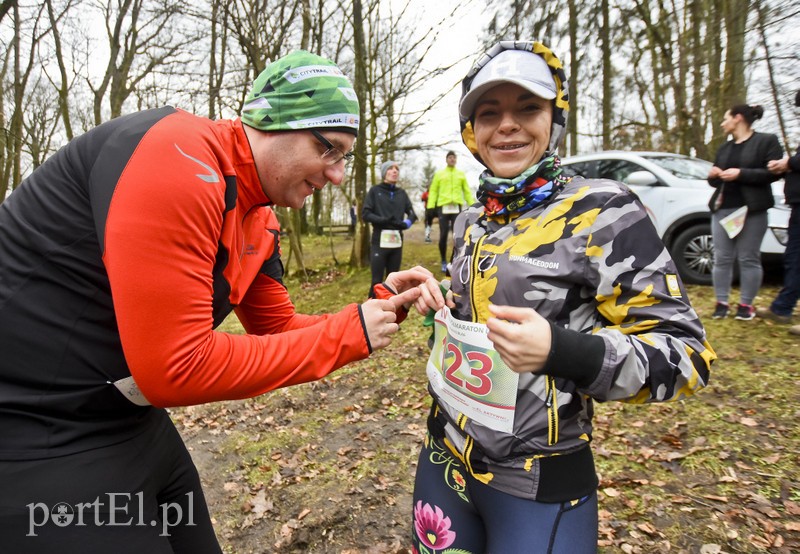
[459,49,557,120]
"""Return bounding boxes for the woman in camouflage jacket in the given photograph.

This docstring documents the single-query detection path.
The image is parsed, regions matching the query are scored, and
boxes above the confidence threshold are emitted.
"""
[410,41,716,554]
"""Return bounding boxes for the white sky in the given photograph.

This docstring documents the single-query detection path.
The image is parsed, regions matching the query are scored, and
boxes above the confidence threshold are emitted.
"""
[389,0,490,190]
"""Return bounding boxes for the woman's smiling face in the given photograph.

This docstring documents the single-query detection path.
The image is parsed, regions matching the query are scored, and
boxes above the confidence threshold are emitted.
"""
[473,82,553,178]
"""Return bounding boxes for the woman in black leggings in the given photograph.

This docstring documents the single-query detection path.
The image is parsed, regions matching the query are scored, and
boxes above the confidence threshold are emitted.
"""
[411,40,714,554]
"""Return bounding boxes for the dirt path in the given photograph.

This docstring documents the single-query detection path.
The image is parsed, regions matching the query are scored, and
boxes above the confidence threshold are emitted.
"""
[175,348,430,553]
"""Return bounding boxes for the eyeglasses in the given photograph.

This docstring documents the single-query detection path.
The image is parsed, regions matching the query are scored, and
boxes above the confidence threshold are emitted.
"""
[310,130,354,166]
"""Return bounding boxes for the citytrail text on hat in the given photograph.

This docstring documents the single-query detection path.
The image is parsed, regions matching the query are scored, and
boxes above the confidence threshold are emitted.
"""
[242,50,360,136]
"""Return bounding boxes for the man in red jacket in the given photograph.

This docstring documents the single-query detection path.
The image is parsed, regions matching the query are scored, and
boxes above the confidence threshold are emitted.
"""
[0,50,443,552]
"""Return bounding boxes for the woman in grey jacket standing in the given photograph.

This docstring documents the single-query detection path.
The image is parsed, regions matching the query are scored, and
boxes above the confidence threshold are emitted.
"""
[707,104,783,320]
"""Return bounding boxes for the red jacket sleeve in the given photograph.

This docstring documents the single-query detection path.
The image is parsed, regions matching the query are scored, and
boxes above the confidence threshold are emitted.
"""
[102,120,370,407]
[371,283,409,325]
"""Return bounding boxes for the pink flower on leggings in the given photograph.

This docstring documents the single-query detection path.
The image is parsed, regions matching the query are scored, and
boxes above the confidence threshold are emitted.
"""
[414,501,456,550]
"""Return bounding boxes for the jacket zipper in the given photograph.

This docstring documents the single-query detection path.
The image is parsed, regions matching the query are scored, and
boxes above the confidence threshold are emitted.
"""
[469,235,486,322]
[546,376,559,445]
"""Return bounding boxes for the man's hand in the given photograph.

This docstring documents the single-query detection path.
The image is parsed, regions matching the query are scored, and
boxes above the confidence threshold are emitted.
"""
[768,156,789,175]
[486,304,552,374]
[362,288,421,351]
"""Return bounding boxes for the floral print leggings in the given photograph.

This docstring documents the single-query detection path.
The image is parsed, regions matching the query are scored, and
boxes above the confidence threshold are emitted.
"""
[411,434,598,554]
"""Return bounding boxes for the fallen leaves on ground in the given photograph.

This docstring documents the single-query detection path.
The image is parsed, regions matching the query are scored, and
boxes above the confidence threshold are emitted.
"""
[172,241,800,553]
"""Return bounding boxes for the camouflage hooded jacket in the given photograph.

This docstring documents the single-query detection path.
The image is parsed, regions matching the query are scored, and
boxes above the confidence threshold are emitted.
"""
[428,176,716,502]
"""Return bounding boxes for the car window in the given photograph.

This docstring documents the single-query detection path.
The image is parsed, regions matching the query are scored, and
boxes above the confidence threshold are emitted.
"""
[646,156,712,179]
[596,160,646,183]
[563,161,593,178]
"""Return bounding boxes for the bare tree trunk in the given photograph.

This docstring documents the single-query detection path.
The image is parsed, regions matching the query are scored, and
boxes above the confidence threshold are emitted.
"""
[721,0,748,108]
[11,4,21,190]
[275,206,307,279]
[350,0,370,268]
[300,0,315,236]
[631,0,670,148]
[0,28,10,201]
[707,0,725,150]
[689,0,706,157]
[567,0,579,156]
[325,189,339,265]
[0,0,56,189]
[91,0,193,123]
[601,0,612,149]
[92,0,132,124]
[207,0,228,120]
[311,191,322,235]
[0,0,16,24]
[300,0,311,50]
[224,0,302,74]
[45,0,73,141]
[754,0,788,151]
[674,0,689,154]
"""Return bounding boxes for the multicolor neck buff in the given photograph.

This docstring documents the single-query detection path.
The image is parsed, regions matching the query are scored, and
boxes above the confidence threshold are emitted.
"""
[477,154,571,216]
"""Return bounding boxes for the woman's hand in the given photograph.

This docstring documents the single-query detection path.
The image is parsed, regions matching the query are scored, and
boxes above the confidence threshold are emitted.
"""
[385,266,445,314]
[718,168,741,182]
[411,277,448,316]
[384,266,435,293]
[708,165,723,179]
[486,304,552,374]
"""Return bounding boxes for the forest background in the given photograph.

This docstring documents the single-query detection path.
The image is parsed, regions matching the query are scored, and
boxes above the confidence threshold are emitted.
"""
[1,0,799,270]
[2,1,800,551]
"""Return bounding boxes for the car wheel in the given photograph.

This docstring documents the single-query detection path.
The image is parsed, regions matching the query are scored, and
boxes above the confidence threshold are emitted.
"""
[670,224,714,285]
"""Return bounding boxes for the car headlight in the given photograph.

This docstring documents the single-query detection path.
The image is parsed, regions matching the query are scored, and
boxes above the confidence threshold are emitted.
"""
[771,226,789,246]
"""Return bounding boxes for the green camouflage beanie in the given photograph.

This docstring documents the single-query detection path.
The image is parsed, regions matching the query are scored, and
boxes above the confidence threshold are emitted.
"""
[242,50,360,136]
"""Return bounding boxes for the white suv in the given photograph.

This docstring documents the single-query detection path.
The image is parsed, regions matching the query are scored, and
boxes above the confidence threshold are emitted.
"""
[561,151,789,284]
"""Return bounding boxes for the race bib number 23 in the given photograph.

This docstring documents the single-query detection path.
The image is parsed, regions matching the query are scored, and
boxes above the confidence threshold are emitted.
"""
[426,307,519,433]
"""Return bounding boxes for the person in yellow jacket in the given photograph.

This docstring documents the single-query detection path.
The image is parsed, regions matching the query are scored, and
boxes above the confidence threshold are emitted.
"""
[426,150,474,273]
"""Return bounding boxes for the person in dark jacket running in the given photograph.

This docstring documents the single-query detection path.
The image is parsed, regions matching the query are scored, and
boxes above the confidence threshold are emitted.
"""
[0,50,443,553]
[362,161,418,292]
